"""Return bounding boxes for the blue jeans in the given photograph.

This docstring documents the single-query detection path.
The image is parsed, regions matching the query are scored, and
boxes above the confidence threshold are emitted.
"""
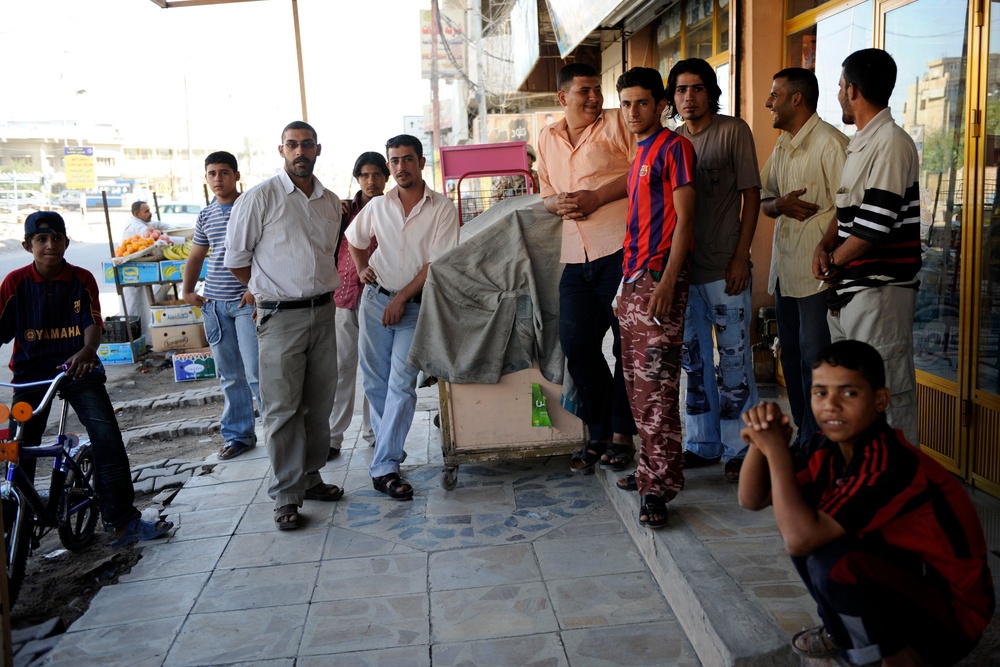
[13,375,140,531]
[559,250,636,442]
[682,280,758,461]
[202,299,260,446]
[774,283,830,447]
[358,285,421,479]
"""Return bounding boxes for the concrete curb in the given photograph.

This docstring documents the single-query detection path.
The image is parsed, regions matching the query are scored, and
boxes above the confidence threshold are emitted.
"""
[599,466,794,667]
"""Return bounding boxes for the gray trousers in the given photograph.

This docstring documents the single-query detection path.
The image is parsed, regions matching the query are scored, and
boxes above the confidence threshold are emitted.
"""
[330,306,372,448]
[257,302,338,507]
[828,285,918,445]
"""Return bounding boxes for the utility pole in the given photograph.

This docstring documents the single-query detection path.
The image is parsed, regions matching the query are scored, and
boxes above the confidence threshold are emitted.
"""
[469,0,487,142]
[431,0,442,189]
[291,0,308,121]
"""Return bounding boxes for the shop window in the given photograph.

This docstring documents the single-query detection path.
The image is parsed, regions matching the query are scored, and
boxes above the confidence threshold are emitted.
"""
[786,0,829,18]
[785,1,872,134]
[655,1,729,76]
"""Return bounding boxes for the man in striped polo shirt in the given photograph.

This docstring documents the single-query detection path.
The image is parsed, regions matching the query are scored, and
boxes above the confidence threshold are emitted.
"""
[182,151,260,460]
[615,67,696,528]
[813,49,921,445]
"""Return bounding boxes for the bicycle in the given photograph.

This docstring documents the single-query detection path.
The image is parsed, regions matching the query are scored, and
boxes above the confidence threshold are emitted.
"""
[0,370,99,606]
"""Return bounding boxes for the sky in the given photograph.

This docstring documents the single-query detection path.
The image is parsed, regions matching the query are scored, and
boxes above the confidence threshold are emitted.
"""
[1,0,437,193]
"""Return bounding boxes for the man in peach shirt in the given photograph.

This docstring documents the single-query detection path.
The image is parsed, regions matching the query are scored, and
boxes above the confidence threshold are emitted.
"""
[538,62,638,473]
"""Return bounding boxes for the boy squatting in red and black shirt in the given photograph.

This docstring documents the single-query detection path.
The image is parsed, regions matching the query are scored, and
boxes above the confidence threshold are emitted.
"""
[738,339,993,666]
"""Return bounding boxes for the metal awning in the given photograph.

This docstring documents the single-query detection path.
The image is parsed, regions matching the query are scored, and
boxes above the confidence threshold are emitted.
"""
[544,0,626,57]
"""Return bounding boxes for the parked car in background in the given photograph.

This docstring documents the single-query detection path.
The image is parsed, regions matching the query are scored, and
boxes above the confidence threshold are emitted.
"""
[155,201,204,228]
[0,190,48,211]
[59,190,83,210]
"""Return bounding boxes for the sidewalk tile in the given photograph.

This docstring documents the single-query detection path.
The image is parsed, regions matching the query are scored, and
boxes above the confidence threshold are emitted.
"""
[429,581,557,643]
[193,562,320,613]
[166,604,308,665]
[432,634,568,667]
[313,553,427,601]
[428,543,539,591]
[299,595,429,655]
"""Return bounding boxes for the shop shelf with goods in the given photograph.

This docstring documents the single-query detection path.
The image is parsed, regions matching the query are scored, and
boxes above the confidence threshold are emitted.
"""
[98,192,195,361]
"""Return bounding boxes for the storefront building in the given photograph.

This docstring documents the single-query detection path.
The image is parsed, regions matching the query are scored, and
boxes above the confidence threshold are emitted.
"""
[510,0,1000,496]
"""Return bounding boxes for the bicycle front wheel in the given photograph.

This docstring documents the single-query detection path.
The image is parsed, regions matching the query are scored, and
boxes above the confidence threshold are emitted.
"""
[58,445,98,551]
[3,489,33,607]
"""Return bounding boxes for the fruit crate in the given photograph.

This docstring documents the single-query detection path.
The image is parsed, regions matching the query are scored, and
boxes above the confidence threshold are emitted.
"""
[103,315,142,343]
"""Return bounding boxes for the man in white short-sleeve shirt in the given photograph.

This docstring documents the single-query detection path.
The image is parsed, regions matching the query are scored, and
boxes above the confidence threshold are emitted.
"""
[346,134,458,501]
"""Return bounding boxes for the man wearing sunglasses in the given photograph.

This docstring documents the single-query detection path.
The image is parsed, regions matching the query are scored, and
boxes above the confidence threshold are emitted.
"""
[225,121,345,531]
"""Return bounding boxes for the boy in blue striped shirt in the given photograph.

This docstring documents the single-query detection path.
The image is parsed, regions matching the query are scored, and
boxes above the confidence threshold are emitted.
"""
[182,152,260,460]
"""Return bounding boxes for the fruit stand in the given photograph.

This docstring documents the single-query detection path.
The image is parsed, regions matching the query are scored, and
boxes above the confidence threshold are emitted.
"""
[99,193,199,359]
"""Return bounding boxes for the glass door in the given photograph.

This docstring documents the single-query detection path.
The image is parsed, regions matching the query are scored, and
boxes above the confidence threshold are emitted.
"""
[971,1,1000,494]
[883,0,970,468]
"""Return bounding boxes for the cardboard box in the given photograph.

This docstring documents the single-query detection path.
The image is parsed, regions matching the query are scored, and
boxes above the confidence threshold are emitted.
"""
[150,323,208,352]
[172,348,217,382]
[102,260,159,284]
[150,300,203,328]
[158,259,207,282]
[97,336,146,365]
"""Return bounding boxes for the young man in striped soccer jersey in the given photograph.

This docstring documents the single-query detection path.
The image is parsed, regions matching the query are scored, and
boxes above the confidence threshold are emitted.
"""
[739,340,993,665]
[614,67,696,529]
[182,152,260,460]
[813,49,921,445]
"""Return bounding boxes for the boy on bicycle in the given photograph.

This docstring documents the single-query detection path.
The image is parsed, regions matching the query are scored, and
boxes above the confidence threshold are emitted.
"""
[0,211,172,549]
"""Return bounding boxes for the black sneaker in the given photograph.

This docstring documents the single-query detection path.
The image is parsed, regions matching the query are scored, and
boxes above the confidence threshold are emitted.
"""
[682,450,722,468]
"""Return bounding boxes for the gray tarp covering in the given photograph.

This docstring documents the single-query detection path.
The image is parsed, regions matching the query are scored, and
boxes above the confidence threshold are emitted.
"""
[407,195,565,384]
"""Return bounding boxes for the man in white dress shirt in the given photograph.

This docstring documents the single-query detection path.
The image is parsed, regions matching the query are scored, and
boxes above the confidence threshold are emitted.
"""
[225,120,345,531]
[346,134,459,500]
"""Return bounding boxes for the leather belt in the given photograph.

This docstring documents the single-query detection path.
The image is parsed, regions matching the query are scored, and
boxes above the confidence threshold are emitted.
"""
[373,282,421,304]
[256,292,332,310]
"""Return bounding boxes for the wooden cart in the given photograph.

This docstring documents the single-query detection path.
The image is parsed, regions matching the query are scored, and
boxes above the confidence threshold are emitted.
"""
[435,143,583,490]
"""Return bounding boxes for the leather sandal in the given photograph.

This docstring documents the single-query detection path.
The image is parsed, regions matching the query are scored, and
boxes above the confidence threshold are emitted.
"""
[616,473,637,492]
[600,442,634,471]
[273,504,299,531]
[373,473,414,501]
[570,441,606,474]
[304,482,344,502]
[639,494,668,529]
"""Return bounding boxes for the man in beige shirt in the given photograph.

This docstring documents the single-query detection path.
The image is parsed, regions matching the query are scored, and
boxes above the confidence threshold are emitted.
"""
[537,62,638,473]
[760,67,848,447]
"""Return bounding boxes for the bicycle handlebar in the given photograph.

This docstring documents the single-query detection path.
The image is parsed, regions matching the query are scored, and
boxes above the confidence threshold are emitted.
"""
[0,371,70,419]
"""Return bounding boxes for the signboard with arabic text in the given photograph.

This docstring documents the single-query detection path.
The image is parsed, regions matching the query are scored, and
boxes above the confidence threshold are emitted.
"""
[420,8,466,80]
[64,146,96,190]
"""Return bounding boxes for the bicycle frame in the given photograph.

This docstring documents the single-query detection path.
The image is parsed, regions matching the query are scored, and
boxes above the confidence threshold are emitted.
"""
[1,372,93,534]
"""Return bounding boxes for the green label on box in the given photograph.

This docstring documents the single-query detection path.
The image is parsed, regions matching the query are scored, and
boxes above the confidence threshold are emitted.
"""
[531,383,552,427]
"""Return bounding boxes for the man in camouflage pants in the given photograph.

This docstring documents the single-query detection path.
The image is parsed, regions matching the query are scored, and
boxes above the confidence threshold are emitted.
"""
[616,67,697,528]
